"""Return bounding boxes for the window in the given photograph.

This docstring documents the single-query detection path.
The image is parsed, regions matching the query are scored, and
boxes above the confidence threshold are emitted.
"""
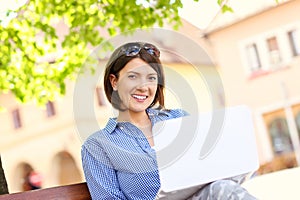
[12,109,22,129]
[266,37,282,65]
[96,87,106,106]
[241,23,300,76]
[46,101,56,117]
[269,118,293,154]
[245,43,262,72]
[288,29,300,57]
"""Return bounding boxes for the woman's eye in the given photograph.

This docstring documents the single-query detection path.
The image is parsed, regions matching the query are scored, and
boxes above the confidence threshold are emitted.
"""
[128,75,136,79]
[149,76,157,81]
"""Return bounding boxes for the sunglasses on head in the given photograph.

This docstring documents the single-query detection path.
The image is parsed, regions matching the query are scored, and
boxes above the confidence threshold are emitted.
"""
[118,42,160,58]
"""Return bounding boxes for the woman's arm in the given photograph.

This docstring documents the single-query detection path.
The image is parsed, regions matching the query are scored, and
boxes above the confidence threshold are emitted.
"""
[81,145,127,200]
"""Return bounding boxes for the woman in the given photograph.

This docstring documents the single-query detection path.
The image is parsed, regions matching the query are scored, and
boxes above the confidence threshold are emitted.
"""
[81,42,256,199]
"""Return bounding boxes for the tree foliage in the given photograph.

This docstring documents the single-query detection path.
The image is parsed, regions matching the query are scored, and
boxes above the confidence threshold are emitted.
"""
[0,0,229,106]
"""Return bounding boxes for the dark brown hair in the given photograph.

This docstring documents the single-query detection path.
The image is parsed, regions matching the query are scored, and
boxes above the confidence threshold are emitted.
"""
[103,42,165,110]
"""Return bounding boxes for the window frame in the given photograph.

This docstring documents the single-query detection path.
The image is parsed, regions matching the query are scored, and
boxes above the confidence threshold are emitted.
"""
[266,36,282,66]
[239,22,300,77]
[12,108,22,129]
[46,101,56,117]
[287,29,300,57]
[245,43,262,72]
[268,117,293,155]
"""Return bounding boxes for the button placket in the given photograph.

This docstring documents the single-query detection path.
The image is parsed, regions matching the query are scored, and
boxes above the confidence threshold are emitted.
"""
[119,121,156,161]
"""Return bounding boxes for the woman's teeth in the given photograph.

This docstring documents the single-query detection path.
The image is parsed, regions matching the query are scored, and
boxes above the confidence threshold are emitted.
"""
[132,95,147,100]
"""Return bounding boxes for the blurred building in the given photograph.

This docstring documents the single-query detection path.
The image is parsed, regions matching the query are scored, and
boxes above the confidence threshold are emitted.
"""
[201,0,300,173]
[0,86,85,192]
[1,0,300,193]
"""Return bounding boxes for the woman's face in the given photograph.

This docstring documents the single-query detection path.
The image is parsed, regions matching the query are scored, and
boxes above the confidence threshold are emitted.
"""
[110,58,158,113]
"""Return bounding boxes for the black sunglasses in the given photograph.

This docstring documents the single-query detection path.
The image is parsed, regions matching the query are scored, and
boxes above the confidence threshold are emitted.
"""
[118,42,160,58]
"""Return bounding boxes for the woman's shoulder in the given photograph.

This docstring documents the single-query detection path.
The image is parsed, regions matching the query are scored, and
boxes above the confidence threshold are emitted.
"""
[148,107,189,119]
[164,108,189,118]
[82,130,103,148]
[82,118,118,144]
[82,117,120,149]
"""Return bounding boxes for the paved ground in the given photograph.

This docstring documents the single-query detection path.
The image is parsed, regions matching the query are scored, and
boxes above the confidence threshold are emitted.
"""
[242,167,300,200]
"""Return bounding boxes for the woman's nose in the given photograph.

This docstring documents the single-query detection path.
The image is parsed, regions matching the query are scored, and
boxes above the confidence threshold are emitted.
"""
[136,77,151,89]
[135,82,148,92]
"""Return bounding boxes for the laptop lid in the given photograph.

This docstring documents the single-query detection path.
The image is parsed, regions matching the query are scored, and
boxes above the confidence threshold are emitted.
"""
[152,105,259,192]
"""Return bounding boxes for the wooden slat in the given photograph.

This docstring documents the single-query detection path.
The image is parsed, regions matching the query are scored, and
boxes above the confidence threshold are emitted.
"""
[0,182,91,200]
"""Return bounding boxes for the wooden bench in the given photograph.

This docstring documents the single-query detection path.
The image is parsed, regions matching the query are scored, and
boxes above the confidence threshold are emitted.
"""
[0,182,91,200]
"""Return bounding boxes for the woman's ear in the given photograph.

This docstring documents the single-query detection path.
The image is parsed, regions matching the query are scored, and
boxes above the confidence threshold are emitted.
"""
[109,74,118,91]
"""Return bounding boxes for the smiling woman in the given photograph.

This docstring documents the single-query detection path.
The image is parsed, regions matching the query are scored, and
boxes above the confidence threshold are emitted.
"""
[80,42,257,200]
[81,42,188,199]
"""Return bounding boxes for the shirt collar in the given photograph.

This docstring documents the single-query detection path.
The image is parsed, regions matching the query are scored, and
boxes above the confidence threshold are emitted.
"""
[103,107,170,134]
[104,118,118,134]
[146,107,171,117]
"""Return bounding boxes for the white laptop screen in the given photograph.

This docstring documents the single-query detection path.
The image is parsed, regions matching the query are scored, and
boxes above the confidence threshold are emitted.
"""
[152,105,259,193]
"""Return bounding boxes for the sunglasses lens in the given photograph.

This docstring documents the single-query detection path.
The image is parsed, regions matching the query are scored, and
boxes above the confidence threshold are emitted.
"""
[144,44,160,57]
[125,46,141,56]
[120,43,160,58]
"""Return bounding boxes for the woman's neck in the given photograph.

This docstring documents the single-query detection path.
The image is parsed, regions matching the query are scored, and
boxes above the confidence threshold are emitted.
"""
[117,110,150,127]
[118,109,154,146]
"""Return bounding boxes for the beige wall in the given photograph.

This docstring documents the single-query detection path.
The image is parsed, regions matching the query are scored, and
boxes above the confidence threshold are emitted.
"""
[0,84,86,192]
[206,0,300,164]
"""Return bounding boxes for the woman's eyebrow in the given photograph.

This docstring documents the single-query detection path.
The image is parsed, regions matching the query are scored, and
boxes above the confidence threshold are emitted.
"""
[127,71,157,75]
[148,73,158,76]
[127,71,139,74]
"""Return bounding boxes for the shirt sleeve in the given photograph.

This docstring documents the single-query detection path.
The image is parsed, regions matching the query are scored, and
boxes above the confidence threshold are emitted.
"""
[81,142,127,200]
[168,108,189,118]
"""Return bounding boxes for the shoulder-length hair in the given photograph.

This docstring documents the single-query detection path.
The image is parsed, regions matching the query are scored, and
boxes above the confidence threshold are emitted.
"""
[103,43,165,110]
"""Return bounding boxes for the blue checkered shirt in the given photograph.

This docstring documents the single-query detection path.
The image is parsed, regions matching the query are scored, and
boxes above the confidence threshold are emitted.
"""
[81,108,187,200]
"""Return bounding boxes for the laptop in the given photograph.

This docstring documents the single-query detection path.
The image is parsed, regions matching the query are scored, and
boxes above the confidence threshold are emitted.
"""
[152,105,259,197]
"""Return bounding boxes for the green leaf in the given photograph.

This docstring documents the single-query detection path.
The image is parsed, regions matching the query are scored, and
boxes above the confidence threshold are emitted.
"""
[221,5,234,13]
[0,0,240,107]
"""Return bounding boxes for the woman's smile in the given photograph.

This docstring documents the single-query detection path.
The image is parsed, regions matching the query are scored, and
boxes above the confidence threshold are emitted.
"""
[132,94,148,101]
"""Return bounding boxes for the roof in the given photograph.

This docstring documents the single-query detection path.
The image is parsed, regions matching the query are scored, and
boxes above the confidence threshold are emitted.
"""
[203,0,292,33]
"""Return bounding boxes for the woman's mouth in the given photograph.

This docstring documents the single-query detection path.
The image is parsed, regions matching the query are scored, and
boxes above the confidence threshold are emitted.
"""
[132,94,147,101]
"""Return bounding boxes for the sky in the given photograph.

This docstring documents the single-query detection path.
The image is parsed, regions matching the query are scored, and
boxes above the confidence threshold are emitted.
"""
[0,0,283,29]
[179,0,286,31]
[0,0,25,12]
[0,0,219,28]
[0,0,26,26]
[179,0,221,29]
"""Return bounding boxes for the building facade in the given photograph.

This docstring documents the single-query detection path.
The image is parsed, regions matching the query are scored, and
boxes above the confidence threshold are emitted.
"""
[203,0,300,173]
